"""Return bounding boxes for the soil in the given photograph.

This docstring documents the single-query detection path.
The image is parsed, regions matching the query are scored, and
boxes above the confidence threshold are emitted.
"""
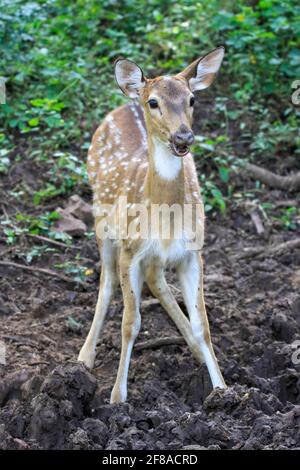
[0,101,300,450]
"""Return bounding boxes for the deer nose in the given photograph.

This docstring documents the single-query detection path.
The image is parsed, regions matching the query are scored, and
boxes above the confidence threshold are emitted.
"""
[172,127,194,146]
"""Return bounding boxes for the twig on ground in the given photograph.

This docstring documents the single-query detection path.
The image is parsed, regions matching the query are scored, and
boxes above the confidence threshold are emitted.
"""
[273,200,299,208]
[250,210,265,235]
[1,204,9,220]
[135,336,185,351]
[0,260,88,287]
[264,238,300,256]
[39,334,57,346]
[0,246,16,258]
[233,237,300,260]
[245,163,300,191]
[26,233,80,251]
[169,284,181,294]
[2,335,38,347]
[27,361,50,367]
[141,298,160,309]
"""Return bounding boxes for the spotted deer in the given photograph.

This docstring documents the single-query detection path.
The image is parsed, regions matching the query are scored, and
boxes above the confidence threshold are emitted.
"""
[78,47,226,403]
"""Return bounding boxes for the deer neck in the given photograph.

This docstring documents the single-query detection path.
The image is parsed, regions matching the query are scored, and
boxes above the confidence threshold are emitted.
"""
[144,135,185,206]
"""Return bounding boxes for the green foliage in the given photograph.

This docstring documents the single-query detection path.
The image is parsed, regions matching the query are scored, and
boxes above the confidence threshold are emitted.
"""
[15,211,61,234]
[55,260,88,283]
[274,206,298,230]
[66,316,83,333]
[1,0,300,215]
[262,203,299,231]
[193,134,239,213]
[33,152,88,204]
[0,210,73,245]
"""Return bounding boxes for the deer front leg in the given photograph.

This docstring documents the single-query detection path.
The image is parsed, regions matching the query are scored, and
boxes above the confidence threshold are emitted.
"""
[146,260,204,365]
[78,240,118,369]
[178,252,226,389]
[110,249,143,404]
[78,266,117,369]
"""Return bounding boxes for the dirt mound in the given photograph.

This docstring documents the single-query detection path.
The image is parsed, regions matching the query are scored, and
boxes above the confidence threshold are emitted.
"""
[0,355,299,450]
[1,208,299,449]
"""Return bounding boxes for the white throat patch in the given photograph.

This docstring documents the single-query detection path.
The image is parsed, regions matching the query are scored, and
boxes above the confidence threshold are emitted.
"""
[152,138,182,181]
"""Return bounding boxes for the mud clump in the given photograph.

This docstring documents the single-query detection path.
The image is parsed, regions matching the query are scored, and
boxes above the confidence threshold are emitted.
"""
[0,362,299,449]
[1,217,300,449]
[0,363,104,449]
[28,362,99,449]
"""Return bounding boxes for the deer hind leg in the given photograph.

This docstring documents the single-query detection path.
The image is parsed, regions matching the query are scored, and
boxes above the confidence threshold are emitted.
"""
[78,239,118,369]
[110,249,143,404]
[177,252,226,389]
[145,260,204,365]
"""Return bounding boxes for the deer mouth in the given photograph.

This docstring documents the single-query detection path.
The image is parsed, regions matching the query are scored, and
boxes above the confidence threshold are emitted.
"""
[170,142,190,157]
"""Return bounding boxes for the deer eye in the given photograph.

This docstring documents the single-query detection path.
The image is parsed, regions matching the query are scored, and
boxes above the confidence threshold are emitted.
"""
[148,99,158,109]
[190,96,195,107]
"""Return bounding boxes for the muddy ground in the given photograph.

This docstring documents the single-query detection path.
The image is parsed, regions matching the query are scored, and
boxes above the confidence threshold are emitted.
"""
[1,101,300,450]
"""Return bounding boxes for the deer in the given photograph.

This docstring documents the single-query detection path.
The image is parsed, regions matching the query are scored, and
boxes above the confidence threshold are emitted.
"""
[78,47,226,403]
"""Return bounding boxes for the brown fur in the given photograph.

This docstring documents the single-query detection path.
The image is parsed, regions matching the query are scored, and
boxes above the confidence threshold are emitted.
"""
[78,51,226,403]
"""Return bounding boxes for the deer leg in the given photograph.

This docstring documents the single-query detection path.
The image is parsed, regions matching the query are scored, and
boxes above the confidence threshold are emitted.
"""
[78,240,118,369]
[110,250,143,403]
[178,253,226,389]
[145,261,204,365]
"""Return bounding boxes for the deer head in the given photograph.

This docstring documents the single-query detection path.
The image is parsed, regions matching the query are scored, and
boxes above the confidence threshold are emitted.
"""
[115,47,224,157]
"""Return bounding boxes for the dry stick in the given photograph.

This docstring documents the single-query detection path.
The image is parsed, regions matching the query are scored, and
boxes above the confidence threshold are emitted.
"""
[1,203,9,220]
[2,335,38,347]
[265,238,300,256]
[274,200,299,208]
[0,260,88,287]
[250,210,265,235]
[245,163,300,191]
[27,361,50,367]
[236,237,300,260]
[26,233,80,251]
[141,298,160,309]
[0,246,16,258]
[135,336,185,351]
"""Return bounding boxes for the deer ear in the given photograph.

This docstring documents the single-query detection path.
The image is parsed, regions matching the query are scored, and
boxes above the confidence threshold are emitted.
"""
[179,47,225,92]
[114,59,146,98]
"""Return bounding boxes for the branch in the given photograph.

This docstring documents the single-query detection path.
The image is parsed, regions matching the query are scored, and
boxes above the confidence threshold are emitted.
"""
[250,210,265,235]
[235,237,300,260]
[266,238,300,256]
[273,200,299,208]
[0,260,88,287]
[0,246,16,258]
[3,335,38,347]
[245,163,300,191]
[26,233,80,251]
[135,336,185,351]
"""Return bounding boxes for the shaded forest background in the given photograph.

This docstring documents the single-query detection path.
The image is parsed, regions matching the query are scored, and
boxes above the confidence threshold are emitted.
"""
[1,0,299,265]
[0,0,300,451]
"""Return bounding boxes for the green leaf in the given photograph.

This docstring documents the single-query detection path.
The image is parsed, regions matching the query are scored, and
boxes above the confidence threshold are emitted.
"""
[219,166,230,183]
[28,117,40,127]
